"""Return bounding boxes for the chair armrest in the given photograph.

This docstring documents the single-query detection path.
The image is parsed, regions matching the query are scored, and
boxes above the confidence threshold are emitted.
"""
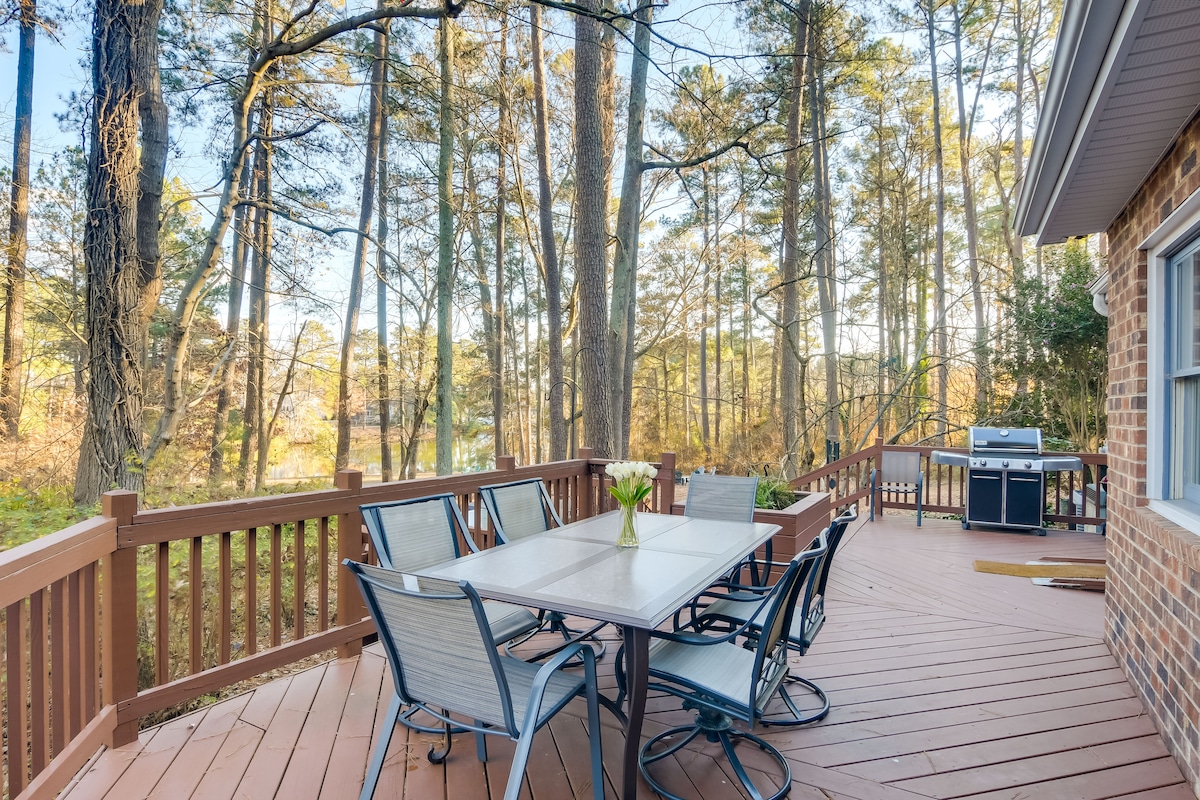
[520,642,594,725]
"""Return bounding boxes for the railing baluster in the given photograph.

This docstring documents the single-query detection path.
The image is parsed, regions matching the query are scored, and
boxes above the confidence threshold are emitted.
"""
[318,517,330,632]
[67,571,83,739]
[30,588,48,774]
[294,520,306,641]
[82,562,98,720]
[5,598,29,796]
[49,578,68,755]
[156,540,169,685]
[246,528,257,656]
[271,524,282,648]
[219,531,232,665]
[191,536,203,674]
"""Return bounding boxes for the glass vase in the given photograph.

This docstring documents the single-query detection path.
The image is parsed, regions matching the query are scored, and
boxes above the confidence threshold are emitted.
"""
[617,503,639,547]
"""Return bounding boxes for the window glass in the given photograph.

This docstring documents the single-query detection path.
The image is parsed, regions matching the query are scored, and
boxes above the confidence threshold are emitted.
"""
[1170,248,1200,504]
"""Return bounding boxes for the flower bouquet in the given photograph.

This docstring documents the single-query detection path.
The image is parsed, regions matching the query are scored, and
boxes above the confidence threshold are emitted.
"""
[605,460,657,547]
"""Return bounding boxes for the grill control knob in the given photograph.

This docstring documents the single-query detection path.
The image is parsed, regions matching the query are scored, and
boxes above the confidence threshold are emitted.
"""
[979,459,987,467]
[1024,461,1032,469]
[1002,460,1009,468]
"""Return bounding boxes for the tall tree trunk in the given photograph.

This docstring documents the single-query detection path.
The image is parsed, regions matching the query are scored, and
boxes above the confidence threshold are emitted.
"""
[238,88,273,491]
[492,15,508,459]
[573,0,615,458]
[875,98,888,441]
[435,16,456,474]
[1013,0,1029,398]
[808,5,839,461]
[926,0,948,444]
[713,161,722,455]
[207,145,253,483]
[779,0,810,478]
[76,0,164,503]
[700,168,711,460]
[608,0,652,458]
[2,0,35,437]
[953,2,988,416]
[376,69,393,483]
[531,5,566,461]
[336,10,387,470]
[134,0,167,367]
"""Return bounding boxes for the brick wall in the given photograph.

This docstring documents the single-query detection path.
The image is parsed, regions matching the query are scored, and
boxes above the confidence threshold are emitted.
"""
[1105,110,1200,792]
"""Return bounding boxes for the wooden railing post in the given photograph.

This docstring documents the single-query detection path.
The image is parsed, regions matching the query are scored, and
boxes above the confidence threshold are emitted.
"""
[577,447,595,519]
[497,455,516,471]
[658,451,677,512]
[335,469,365,658]
[101,490,139,746]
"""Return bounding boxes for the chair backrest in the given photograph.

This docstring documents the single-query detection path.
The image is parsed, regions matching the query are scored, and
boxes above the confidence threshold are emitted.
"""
[361,494,475,572]
[747,530,829,713]
[684,474,759,522]
[879,450,921,486]
[479,478,563,544]
[346,561,519,734]
[814,507,857,599]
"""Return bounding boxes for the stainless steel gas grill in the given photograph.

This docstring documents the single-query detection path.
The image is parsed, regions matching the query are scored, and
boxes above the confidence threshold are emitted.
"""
[931,427,1083,536]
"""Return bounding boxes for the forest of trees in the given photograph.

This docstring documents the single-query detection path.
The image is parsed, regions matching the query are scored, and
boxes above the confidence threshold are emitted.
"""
[0,0,1108,525]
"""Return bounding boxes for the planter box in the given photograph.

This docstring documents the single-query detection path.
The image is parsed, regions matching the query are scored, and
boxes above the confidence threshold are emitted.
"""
[671,490,831,563]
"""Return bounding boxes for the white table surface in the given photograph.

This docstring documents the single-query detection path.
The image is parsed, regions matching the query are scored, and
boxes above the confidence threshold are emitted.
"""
[417,510,780,629]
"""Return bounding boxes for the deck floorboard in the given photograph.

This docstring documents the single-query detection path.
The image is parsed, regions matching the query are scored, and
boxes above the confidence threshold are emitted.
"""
[63,516,1196,799]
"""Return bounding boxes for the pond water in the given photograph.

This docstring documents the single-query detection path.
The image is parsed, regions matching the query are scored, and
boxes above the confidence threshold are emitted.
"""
[268,430,496,482]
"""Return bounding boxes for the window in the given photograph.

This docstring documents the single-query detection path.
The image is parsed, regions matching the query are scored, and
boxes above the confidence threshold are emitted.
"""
[1168,245,1200,504]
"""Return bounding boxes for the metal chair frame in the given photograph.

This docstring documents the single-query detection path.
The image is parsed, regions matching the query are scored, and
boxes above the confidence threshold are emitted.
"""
[617,531,830,800]
[478,478,608,661]
[347,562,603,800]
[687,507,859,726]
[360,494,542,732]
[870,450,924,526]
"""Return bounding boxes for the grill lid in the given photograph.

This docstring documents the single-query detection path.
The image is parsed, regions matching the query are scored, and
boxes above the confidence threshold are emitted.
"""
[968,426,1043,455]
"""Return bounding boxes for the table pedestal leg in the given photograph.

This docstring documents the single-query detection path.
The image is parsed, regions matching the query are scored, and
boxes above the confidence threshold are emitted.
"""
[621,624,649,800]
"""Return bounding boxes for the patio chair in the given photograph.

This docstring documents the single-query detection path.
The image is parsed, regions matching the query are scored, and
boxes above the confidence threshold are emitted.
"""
[616,529,830,800]
[345,561,603,800]
[687,506,859,725]
[360,494,542,732]
[685,473,769,584]
[478,478,607,660]
[870,450,923,526]
[361,494,541,646]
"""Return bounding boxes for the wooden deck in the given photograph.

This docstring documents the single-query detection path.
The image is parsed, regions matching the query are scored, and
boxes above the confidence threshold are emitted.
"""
[60,516,1197,800]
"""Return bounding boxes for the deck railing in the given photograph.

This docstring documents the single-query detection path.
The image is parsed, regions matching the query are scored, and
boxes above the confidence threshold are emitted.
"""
[2,438,1109,800]
[0,448,677,800]
[790,439,1108,529]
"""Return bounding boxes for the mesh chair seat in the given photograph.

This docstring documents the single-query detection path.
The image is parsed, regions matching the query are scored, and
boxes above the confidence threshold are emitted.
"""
[484,603,543,645]
[647,637,774,711]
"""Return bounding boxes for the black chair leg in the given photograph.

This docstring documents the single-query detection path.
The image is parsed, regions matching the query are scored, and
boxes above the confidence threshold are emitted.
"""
[639,708,791,800]
[760,674,830,726]
[505,611,607,663]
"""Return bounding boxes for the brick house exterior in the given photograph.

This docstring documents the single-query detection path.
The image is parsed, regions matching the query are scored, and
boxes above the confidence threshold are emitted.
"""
[1017,2,1200,793]
[1104,112,1200,790]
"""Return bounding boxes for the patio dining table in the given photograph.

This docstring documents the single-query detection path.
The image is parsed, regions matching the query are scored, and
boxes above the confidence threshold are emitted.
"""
[417,509,780,800]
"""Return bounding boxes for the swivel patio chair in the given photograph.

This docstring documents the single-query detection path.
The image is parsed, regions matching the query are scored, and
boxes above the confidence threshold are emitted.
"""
[360,494,542,731]
[616,530,829,800]
[870,450,923,526]
[345,561,604,800]
[478,478,608,660]
[688,506,858,725]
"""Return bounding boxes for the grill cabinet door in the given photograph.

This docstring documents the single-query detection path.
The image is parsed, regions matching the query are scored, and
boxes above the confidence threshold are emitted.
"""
[967,469,1004,525]
[1003,472,1045,528]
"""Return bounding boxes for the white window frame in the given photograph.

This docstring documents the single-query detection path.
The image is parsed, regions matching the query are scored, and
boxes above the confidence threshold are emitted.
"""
[1141,190,1200,533]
